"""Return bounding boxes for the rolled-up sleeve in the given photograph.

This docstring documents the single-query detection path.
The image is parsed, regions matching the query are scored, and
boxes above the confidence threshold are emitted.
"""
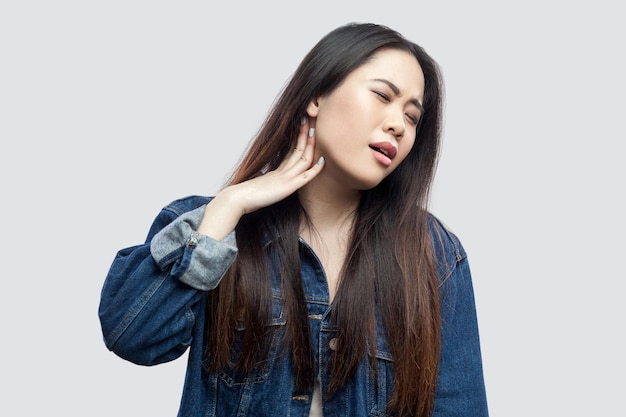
[99,198,238,365]
[150,205,238,291]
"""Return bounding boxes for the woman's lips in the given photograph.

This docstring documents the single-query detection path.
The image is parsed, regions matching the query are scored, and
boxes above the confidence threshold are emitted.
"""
[370,147,392,166]
[369,142,397,167]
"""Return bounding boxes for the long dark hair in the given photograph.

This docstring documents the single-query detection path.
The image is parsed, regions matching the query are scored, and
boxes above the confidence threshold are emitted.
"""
[204,22,444,416]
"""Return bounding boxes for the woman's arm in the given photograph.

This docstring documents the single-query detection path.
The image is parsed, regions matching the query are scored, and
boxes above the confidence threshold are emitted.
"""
[98,199,237,366]
[98,119,324,366]
[431,220,489,416]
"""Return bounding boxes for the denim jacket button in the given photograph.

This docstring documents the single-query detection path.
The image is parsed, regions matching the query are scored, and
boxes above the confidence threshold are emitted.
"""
[329,338,338,351]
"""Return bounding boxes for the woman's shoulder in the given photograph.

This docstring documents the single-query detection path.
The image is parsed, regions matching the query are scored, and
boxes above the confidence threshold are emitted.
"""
[426,212,468,282]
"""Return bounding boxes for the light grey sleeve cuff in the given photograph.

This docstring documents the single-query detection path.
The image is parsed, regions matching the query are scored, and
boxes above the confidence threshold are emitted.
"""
[150,205,238,291]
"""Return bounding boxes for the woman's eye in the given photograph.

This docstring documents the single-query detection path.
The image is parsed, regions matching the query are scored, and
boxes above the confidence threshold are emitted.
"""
[406,114,419,125]
[373,91,390,101]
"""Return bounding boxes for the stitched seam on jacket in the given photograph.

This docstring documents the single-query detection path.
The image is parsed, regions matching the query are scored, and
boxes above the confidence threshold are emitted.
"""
[107,272,169,347]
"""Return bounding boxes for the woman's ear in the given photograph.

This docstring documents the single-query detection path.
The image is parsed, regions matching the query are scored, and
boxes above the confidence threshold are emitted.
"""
[306,98,320,117]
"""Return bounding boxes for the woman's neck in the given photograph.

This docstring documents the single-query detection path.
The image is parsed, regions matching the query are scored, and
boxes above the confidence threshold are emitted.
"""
[297,176,361,232]
[297,177,360,302]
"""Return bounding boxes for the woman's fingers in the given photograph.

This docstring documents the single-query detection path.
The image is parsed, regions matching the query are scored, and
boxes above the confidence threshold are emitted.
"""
[198,119,324,238]
[299,127,316,164]
[278,119,323,183]
[230,117,325,215]
[281,118,315,169]
[296,127,324,177]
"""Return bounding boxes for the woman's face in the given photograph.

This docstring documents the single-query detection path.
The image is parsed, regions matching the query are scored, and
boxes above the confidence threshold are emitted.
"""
[307,48,425,190]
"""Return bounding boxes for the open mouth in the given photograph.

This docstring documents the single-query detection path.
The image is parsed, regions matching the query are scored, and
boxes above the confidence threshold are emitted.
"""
[368,143,397,160]
[369,145,394,167]
[369,145,389,157]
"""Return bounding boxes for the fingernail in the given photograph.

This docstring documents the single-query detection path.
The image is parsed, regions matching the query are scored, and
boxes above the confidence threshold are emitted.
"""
[300,116,307,125]
[317,156,324,165]
[308,127,315,137]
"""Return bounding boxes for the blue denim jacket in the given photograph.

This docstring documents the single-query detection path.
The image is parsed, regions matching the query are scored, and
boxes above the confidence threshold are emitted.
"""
[98,195,488,416]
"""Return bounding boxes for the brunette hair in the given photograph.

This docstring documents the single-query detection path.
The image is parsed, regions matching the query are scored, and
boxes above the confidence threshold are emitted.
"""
[204,22,444,416]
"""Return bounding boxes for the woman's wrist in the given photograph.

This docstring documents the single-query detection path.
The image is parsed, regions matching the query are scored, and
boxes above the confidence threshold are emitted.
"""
[197,187,244,241]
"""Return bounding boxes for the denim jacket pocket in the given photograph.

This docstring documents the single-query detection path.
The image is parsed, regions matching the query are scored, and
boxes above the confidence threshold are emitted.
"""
[216,294,286,386]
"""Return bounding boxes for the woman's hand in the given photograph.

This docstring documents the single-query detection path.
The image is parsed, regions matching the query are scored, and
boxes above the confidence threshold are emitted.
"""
[197,118,324,240]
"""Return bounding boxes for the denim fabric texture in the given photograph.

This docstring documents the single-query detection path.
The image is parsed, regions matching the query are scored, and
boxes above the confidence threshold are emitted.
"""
[98,195,488,416]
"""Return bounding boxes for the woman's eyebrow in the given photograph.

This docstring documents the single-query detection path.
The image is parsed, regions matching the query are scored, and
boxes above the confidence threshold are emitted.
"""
[372,78,424,111]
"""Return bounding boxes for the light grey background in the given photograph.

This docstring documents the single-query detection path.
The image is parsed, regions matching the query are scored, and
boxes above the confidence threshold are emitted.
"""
[2,1,624,415]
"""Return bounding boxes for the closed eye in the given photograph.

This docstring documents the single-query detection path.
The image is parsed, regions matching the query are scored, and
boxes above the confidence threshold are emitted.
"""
[374,89,420,125]
[406,114,419,126]
[373,90,390,101]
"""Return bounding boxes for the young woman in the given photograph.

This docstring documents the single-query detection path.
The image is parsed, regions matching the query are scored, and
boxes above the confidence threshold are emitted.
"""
[99,22,489,417]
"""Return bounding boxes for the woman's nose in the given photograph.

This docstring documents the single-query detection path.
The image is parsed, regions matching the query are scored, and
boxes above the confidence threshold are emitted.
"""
[383,109,405,139]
